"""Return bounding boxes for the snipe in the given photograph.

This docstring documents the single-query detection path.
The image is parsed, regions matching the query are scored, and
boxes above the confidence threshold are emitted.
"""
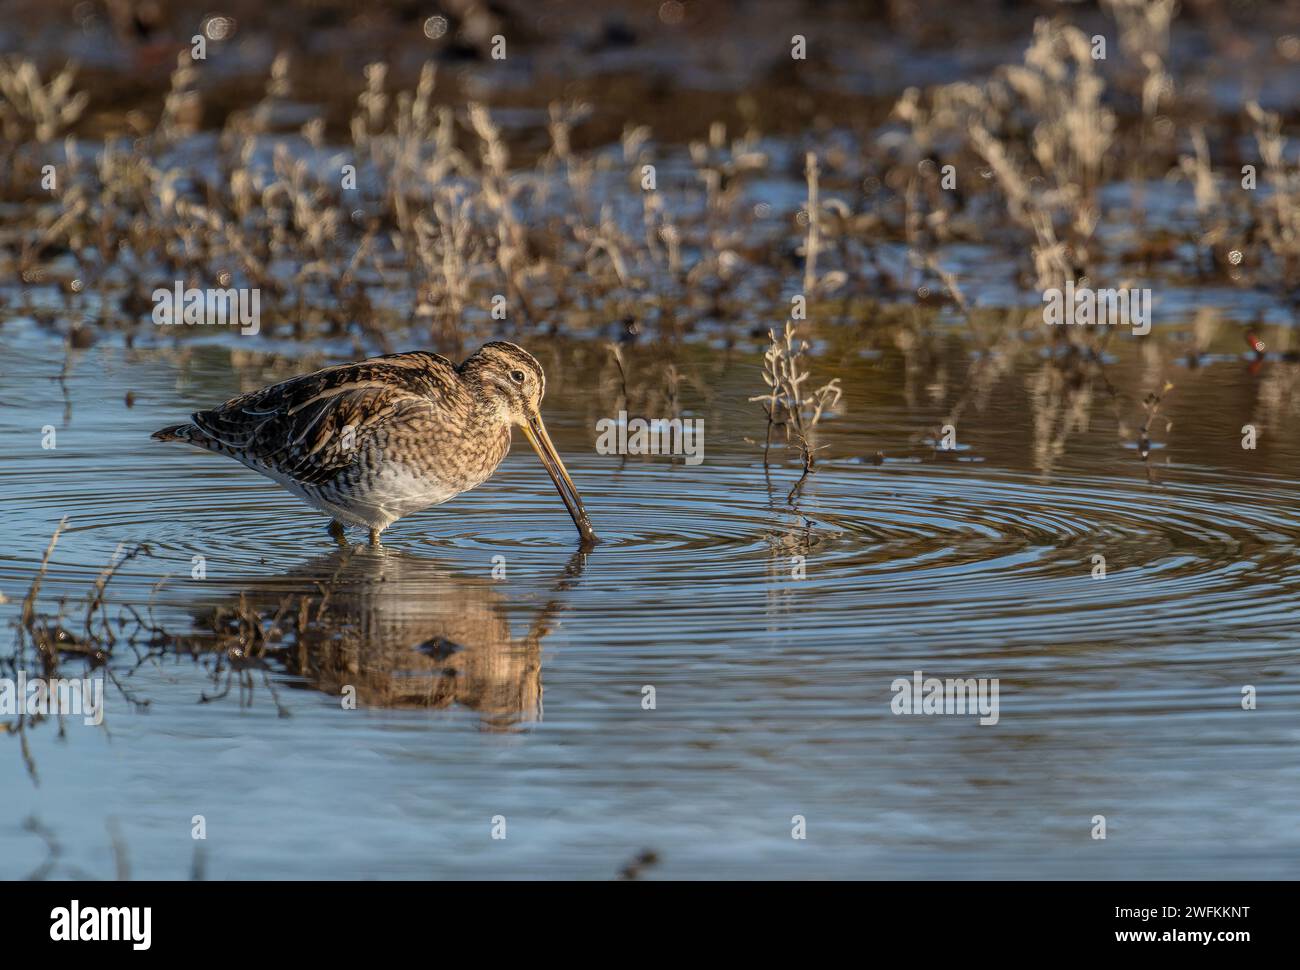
[152,342,596,545]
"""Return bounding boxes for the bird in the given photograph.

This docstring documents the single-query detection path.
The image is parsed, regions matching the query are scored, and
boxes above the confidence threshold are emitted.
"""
[151,341,597,546]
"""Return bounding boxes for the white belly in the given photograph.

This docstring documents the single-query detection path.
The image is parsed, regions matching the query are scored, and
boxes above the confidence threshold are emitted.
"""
[253,461,466,531]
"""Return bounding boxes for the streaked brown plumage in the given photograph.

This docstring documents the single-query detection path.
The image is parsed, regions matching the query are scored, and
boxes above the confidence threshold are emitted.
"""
[151,342,596,544]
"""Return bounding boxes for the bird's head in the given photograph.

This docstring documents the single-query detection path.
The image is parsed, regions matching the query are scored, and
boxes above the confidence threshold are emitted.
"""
[464,341,548,424]
[462,341,597,544]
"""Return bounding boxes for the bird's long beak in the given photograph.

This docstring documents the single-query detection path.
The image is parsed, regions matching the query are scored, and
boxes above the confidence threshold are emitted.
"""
[521,411,597,544]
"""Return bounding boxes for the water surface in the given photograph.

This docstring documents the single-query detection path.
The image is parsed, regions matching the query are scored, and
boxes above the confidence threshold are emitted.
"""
[3,307,1299,879]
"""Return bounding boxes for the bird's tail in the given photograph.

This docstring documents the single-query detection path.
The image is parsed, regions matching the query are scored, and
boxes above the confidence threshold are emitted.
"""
[152,423,201,444]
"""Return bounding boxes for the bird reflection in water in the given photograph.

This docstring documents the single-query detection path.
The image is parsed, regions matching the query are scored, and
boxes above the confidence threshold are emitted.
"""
[192,546,587,732]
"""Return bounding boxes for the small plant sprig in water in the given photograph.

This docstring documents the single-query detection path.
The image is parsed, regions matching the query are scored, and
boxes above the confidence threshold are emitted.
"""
[750,321,842,467]
[1137,379,1174,463]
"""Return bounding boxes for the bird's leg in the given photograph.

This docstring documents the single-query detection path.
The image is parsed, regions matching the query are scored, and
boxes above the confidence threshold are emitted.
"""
[328,520,348,547]
[368,528,382,546]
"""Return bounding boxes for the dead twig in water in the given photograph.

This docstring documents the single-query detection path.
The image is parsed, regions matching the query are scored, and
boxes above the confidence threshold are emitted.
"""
[786,433,828,505]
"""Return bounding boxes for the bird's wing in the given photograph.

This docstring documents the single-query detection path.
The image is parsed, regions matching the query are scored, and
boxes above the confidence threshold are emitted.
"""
[190,352,460,485]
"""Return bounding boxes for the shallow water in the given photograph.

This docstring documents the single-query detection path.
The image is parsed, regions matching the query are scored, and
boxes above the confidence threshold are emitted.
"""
[3,307,1300,878]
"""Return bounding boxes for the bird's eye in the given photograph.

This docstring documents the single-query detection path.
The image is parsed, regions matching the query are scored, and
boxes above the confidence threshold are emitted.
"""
[509,370,526,384]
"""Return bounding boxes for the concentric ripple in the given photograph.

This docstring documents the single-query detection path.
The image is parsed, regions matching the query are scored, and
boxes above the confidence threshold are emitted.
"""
[4,326,1300,660]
